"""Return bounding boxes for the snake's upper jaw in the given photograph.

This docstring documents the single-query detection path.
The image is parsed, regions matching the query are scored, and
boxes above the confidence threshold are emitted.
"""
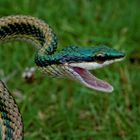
[64,53,125,93]
[65,66,113,93]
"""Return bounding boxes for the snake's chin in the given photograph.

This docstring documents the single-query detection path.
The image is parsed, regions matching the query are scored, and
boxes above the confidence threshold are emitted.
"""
[66,66,113,93]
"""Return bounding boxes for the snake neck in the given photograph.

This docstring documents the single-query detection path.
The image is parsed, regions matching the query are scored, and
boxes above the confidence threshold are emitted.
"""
[0,15,57,55]
[0,15,59,139]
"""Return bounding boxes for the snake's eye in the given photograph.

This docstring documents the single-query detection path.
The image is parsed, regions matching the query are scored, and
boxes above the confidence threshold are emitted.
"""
[96,53,105,57]
[95,53,106,63]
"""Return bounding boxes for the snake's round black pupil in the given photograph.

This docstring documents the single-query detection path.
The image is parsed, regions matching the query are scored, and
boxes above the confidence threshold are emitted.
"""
[95,53,106,63]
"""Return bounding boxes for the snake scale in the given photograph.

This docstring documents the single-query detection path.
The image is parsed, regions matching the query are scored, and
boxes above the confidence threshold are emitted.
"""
[0,15,125,139]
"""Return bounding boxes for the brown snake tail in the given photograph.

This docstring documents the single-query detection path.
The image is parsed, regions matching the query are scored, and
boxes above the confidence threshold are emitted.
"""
[0,81,23,140]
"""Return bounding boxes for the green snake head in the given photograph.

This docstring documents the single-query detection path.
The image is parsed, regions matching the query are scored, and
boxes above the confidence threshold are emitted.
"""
[36,45,125,93]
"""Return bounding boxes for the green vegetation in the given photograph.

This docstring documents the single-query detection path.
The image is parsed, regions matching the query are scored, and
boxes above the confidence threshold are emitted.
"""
[0,0,140,139]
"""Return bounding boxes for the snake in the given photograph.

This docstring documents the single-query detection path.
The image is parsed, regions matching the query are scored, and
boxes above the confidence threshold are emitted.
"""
[0,15,125,140]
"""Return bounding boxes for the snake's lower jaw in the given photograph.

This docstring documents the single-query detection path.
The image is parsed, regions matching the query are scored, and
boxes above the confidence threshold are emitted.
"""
[65,66,113,93]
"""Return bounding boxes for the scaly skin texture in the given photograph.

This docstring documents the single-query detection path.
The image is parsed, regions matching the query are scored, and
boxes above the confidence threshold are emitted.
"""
[0,81,22,140]
[0,15,125,140]
[0,15,57,140]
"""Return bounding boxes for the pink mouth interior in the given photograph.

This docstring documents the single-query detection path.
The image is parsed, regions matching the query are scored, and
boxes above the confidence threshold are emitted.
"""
[72,67,113,92]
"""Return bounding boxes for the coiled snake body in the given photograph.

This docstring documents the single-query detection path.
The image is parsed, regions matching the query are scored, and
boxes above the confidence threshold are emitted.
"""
[0,15,125,139]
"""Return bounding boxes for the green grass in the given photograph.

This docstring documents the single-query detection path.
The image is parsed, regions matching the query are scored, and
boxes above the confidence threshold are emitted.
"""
[0,0,140,139]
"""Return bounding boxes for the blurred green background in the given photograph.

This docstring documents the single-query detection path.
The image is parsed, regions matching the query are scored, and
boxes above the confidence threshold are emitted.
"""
[0,0,140,139]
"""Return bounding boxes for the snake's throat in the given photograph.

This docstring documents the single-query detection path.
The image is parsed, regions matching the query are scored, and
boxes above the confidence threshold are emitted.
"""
[71,67,113,92]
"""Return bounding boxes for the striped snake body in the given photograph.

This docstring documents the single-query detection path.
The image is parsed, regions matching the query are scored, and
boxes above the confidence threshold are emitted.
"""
[0,15,125,139]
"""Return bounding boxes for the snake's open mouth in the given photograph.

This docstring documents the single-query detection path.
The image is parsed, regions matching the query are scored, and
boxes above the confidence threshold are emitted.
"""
[68,66,113,93]
[66,57,125,92]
